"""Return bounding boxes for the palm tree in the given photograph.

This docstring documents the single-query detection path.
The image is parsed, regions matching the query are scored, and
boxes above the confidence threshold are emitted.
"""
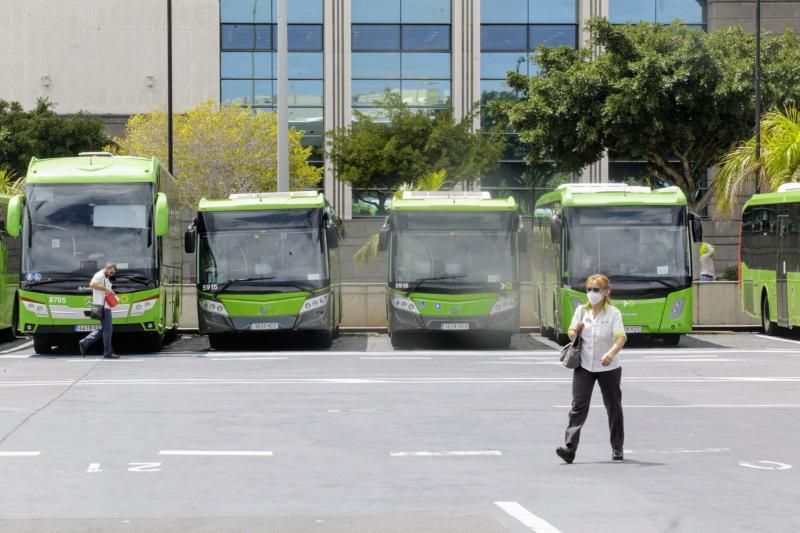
[715,107,800,216]
[0,168,25,195]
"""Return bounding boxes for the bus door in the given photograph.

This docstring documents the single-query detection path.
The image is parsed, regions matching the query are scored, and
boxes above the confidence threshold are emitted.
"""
[777,214,790,327]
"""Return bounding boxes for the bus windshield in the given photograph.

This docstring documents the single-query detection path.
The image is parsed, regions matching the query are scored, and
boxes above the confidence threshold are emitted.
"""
[390,212,517,291]
[23,183,156,285]
[565,206,690,287]
[198,209,326,292]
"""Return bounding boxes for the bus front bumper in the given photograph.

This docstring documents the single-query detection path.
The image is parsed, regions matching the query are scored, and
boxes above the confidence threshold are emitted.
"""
[199,304,331,334]
[390,306,519,334]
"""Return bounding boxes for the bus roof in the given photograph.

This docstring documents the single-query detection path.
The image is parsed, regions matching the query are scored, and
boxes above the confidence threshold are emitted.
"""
[742,184,800,210]
[199,191,325,212]
[391,191,517,212]
[26,154,161,184]
[535,183,687,208]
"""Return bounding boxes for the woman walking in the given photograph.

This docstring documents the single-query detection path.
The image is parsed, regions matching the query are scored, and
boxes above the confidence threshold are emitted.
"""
[556,273,627,463]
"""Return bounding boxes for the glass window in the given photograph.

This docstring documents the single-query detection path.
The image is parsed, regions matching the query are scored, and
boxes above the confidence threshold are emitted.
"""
[480,52,531,78]
[481,25,528,51]
[401,25,450,50]
[401,53,450,79]
[656,0,704,24]
[609,0,656,23]
[287,80,324,106]
[354,107,391,122]
[254,80,273,105]
[351,0,401,23]
[288,52,323,78]
[401,0,450,23]
[402,80,450,106]
[352,25,401,50]
[254,25,272,49]
[221,0,271,23]
[222,24,255,50]
[221,79,254,105]
[288,25,323,51]
[529,25,577,49]
[287,0,323,23]
[301,134,325,162]
[221,52,273,78]
[352,80,401,106]
[481,0,528,23]
[530,0,577,23]
[481,79,519,100]
[289,108,325,134]
[352,52,401,78]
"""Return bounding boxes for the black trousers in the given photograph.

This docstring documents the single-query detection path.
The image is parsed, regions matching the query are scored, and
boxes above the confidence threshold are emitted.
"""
[564,366,624,450]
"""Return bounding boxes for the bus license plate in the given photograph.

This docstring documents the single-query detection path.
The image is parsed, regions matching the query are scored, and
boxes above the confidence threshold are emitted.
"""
[441,323,469,331]
[250,323,280,330]
[624,326,642,333]
[75,325,100,332]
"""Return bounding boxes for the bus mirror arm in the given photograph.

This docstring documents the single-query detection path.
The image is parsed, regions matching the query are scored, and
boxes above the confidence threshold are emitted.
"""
[550,215,562,243]
[518,229,528,254]
[378,226,390,252]
[689,213,703,243]
[326,224,340,249]
[184,222,196,254]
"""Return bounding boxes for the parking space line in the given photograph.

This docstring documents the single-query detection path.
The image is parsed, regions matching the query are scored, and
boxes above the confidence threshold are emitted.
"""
[209,357,288,361]
[626,448,729,454]
[159,450,273,456]
[755,335,800,346]
[0,341,34,354]
[361,357,432,360]
[554,404,800,408]
[390,450,502,457]
[495,501,561,533]
[0,451,40,457]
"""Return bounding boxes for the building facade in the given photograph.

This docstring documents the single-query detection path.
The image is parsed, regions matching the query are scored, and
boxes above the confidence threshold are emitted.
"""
[0,0,797,218]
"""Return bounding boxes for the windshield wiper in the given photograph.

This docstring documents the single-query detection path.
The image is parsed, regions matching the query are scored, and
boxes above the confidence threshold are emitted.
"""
[112,273,153,286]
[212,276,276,295]
[405,274,467,295]
[610,275,679,288]
[23,276,87,287]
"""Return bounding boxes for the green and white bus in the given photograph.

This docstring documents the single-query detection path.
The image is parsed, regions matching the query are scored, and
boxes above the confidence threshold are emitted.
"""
[533,184,702,345]
[378,191,525,348]
[184,191,342,349]
[5,154,183,354]
[0,195,21,343]
[740,183,800,334]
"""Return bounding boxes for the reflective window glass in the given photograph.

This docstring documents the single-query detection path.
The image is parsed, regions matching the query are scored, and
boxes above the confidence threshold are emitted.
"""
[480,52,531,79]
[301,134,325,161]
[609,0,655,23]
[221,0,271,23]
[288,52,323,78]
[352,52,401,78]
[402,25,450,50]
[222,24,255,50]
[254,80,274,105]
[529,25,577,48]
[656,0,704,24]
[221,80,254,105]
[402,80,450,106]
[221,52,273,78]
[481,25,528,51]
[480,79,519,100]
[288,25,323,51]
[289,108,325,134]
[287,80,324,106]
[530,0,577,23]
[351,0,401,22]
[287,0,323,23]
[254,25,272,49]
[401,0,450,23]
[401,53,451,79]
[352,25,401,50]
[352,80,401,106]
[354,107,390,122]
[480,0,528,23]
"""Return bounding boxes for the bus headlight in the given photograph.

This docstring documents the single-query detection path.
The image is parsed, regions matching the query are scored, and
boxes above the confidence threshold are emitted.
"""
[490,296,517,315]
[670,298,686,320]
[199,298,229,317]
[21,298,49,318]
[130,296,159,317]
[300,293,330,314]
[391,295,420,315]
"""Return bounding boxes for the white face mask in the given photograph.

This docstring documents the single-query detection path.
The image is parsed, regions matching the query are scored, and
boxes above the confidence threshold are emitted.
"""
[587,291,604,305]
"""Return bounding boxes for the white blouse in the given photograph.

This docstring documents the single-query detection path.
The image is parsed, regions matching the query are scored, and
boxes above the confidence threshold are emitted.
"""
[569,303,627,372]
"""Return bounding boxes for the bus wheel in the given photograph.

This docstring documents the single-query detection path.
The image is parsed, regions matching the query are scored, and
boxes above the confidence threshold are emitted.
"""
[315,330,333,349]
[761,297,778,336]
[390,332,412,349]
[144,333,163,353]
[208,334,231,351]
[661,334,681,346]
[488,332,512,349]
[33,335,55,355]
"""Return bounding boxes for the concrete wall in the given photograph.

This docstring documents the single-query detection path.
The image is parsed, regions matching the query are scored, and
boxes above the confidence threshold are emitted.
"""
[708,0,800,33]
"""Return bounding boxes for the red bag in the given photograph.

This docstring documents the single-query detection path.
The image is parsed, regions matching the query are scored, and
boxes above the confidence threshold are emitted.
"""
[105,292,119,308]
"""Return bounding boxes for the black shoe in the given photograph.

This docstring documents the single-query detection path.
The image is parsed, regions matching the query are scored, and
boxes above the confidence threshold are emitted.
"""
[612,448,624,461]
[79,342,87,357]
[556,446,575,464]
[103,353,120,359]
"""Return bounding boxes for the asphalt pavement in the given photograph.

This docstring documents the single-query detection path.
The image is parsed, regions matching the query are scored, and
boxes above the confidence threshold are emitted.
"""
[0,331,798,532]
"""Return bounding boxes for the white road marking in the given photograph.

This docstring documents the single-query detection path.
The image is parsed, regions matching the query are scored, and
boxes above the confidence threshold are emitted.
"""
[625,448,729,454]
[360,357,432,360]
[642,354,718,359]
[0,341,34,354]
[554,404,800,409]
[390,450,502,457]
[755,334,800,346]
[739,460,792,470]
[366,335,393,352]
[159,450,273,456]
[495,501,561,533]
[87,463,102,472]
[69,359,144,363]
[128,462,161,472]
[209,357,288,361]
[0,451,40,457]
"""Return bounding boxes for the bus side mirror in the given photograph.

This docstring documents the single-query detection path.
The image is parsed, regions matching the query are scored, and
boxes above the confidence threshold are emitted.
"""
[326,224,339,249]
[550,215,562,243]
[6,194,24,238]
[378,226,390,252]
[689,213,703,243]
[155,193,169,237]
[518,229,528,254]
[184,226,196,254]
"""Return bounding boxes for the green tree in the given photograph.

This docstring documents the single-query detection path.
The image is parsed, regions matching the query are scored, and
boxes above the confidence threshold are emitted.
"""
[326,92,503,213]
[502,19,800,211]
[0,99,108,176]
[112,100,322,207]
[0,168,24,195]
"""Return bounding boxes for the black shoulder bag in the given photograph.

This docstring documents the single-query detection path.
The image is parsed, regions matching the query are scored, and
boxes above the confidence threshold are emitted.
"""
[559,307,585,369]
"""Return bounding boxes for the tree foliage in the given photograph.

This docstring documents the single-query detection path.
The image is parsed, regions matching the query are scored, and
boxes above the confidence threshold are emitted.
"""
[0,99,108,176]
[502,19,800,210]
[112,100,322,207]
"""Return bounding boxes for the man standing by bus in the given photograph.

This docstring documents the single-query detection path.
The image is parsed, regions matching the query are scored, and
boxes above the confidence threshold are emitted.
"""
[699,242,715,281]
[79,263,119,358]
